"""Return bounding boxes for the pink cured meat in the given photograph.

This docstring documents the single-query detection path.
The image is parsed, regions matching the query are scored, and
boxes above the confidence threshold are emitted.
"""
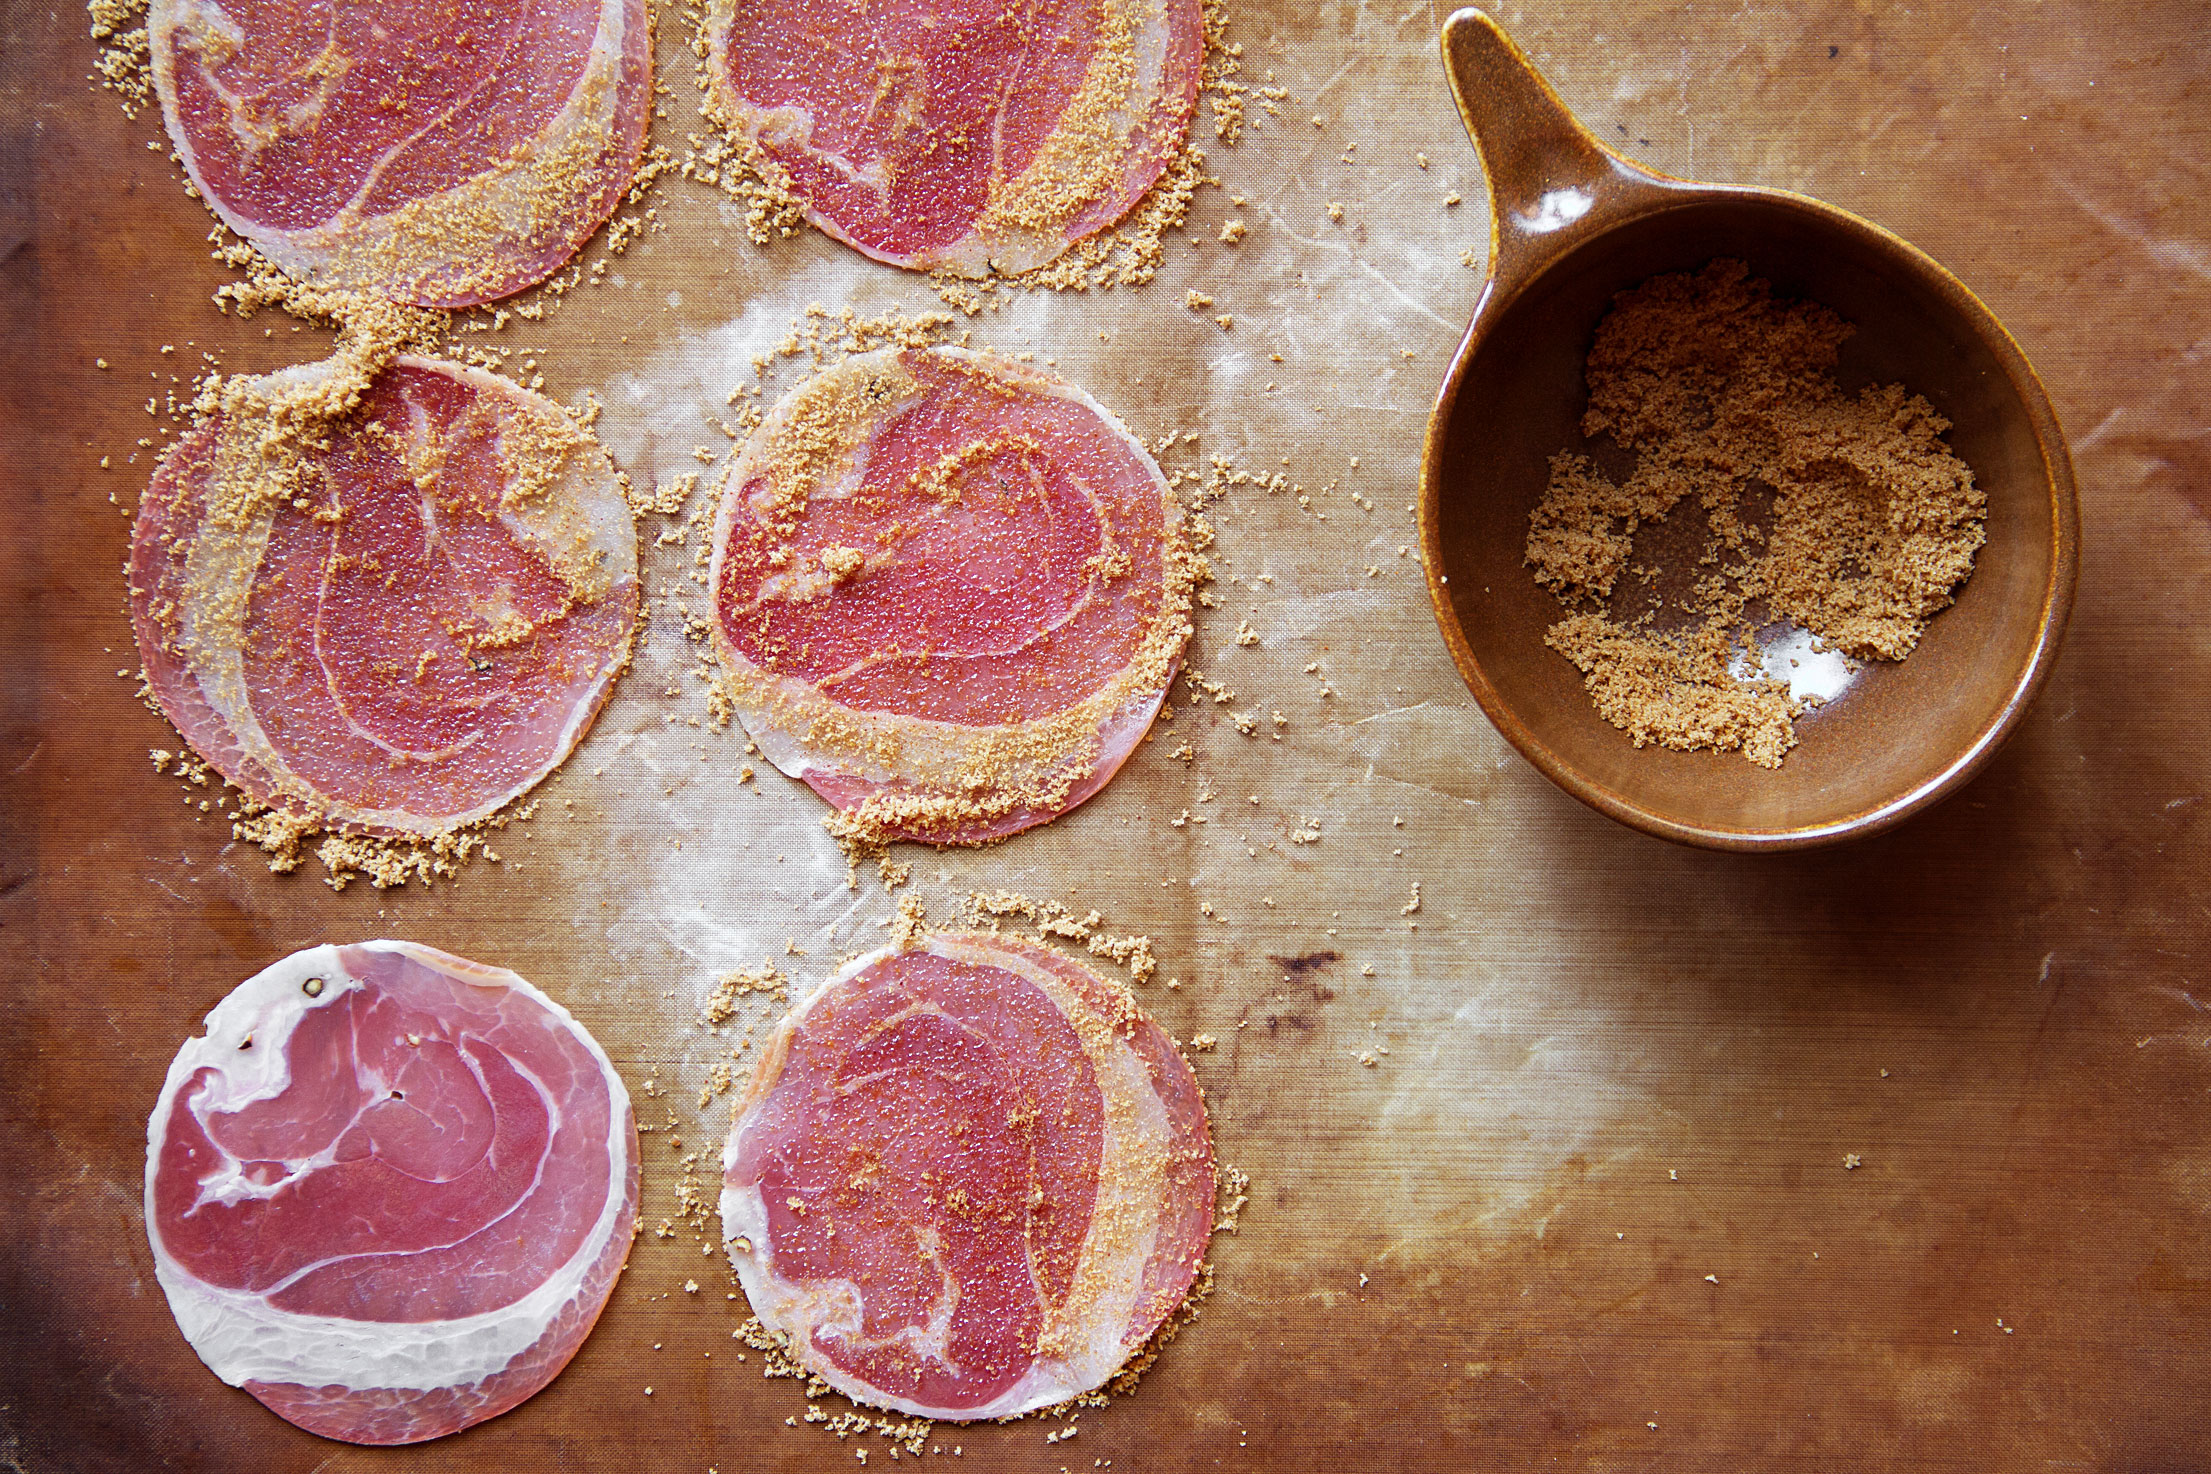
[702,0,1204,273]
[144,942,640,1445]
[709,346,1190,844]
[721,932,1213,1420]
[130,355,638,837]
[150,0,652,307]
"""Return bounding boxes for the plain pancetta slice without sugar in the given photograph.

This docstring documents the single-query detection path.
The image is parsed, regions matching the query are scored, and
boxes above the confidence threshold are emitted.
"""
[701,0,1203,273]
[721,932,1214,1420]
[709,346,1196,846]
[150,0,652,307]
[145,942,640,1445]
[130,355,638,845]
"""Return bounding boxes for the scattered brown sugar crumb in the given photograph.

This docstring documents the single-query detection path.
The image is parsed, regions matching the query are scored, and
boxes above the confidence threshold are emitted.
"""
[1212,1164,1250,1233]
[1544,614,1801,768]
[731,1316,935,1446]
[1527,259,1986,767]
[87,0,153,116]
[673,1153,715,1232]
[704,962,790,1025]
[960,890,1159,983]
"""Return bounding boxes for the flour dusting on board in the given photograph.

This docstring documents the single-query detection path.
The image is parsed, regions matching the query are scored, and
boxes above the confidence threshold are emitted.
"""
[571,115,1648,1264]
[567,34,1624,1330]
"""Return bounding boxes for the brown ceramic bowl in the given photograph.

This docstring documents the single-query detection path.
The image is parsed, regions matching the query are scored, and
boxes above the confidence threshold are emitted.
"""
[1419,8,2080,851]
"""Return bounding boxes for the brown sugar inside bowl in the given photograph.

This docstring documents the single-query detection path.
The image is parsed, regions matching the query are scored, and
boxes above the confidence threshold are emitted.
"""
[1421,10,2079,850]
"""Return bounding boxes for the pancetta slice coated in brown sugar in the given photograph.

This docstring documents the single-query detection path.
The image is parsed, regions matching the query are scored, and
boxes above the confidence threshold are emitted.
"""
[152,0,653,306]
[709,346,1194,847]
[701,0,1203,274]
[131,355,638,842]
[721,931,1213,1420]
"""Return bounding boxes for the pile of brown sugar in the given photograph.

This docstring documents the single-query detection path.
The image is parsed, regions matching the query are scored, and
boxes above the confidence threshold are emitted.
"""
[1527,259,1987,768]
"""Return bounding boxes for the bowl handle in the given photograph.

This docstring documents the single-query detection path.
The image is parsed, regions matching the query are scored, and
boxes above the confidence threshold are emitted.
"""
[1441,8,1673,302]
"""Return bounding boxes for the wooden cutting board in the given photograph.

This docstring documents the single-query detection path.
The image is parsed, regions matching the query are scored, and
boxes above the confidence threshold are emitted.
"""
[6,1,2210,1468]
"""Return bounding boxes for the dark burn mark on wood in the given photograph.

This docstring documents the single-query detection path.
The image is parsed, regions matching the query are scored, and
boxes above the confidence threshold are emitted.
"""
[1271,950,1340,1003]
[1254,951,1343,1034]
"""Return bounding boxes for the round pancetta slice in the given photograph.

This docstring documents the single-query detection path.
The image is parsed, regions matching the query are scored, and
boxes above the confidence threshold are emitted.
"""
[709,347,1193,845]
[721,932,1213,1420]
[130,355,638,839]
[145,942,640,1445]
[150,0,652,307]
[700,0,1203,274]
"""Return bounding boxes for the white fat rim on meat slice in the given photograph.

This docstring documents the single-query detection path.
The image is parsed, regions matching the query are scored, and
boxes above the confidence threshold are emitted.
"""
[150,0,637,295]
[145,942,634,1394]
[721,935,1175,1420]
[178,356,636,833]
[709,346,1179,796]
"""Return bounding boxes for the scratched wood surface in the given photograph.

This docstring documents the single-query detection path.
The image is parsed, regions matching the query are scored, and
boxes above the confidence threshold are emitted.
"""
[6,1,2211,1470]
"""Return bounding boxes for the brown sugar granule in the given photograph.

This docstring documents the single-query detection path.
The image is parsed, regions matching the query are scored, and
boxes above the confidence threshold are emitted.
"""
[1546,613,1801,769]
[703,962,789,1026]
[87,0,154,116]
[1528,259,1986,767]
